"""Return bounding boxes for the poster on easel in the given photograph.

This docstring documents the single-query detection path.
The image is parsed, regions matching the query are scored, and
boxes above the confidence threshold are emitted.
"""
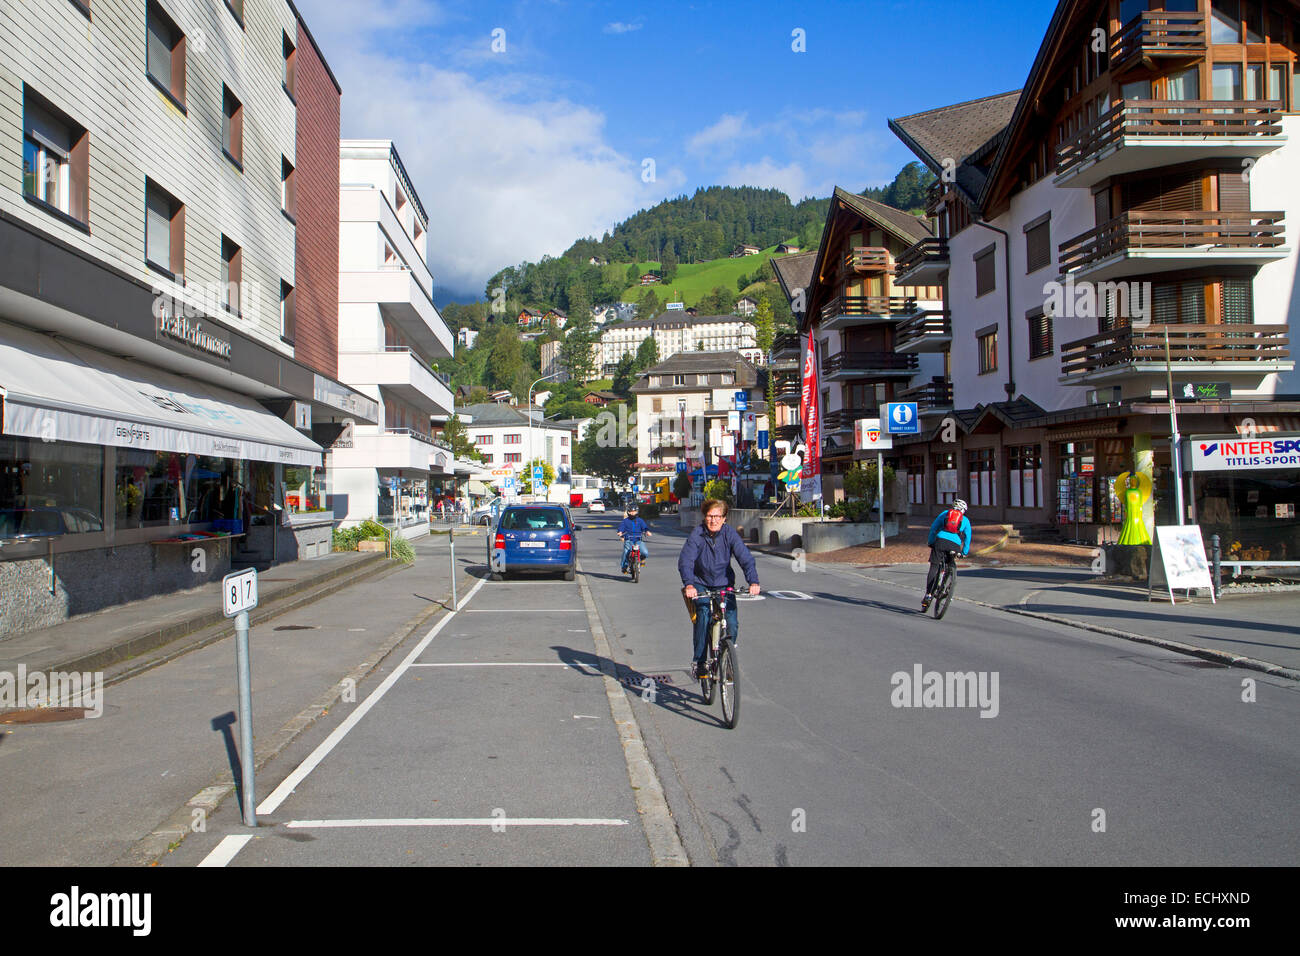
[1148,524,1216,605]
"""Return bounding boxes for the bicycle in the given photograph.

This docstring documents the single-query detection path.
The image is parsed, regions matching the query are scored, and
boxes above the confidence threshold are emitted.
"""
[623,533,644,583]
[930,550,957,620]
[695,587,739,729]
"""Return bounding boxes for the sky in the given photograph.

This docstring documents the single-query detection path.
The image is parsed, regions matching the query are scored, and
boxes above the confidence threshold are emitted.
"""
[293,0,1058,301]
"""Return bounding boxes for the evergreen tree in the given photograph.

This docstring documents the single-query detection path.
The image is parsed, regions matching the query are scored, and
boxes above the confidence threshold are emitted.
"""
[486,324,523,390]
[636,288,661,322]
[559,288,598,384]
[611,353,637,398]
[441,412,484,461]
[634,335,659,371]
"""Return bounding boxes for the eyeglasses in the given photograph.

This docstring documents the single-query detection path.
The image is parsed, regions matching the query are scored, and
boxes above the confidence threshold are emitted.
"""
[705,513,725,520]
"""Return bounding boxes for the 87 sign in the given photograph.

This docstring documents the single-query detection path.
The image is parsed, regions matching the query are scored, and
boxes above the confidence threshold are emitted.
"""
[222,568,258,617]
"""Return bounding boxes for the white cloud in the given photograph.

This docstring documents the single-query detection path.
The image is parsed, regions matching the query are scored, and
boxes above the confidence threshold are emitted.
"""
[685,113,750,157]
[720,159,819,204]
[603,21,643,34]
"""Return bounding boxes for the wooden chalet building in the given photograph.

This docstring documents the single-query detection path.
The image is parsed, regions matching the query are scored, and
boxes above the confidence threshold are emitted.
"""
[885,0,1300,552]
[770,250,819,455]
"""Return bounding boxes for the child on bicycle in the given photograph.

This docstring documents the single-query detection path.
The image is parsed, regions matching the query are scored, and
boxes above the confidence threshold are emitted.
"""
[923,498,971,612]
[678,498,760,678]
[617,503,651,574]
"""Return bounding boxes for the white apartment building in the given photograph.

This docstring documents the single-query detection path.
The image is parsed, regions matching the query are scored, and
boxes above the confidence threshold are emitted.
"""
[457,327,478,348]
[328,140,454,531]
[599,313,762,375]
[459,403,576,486]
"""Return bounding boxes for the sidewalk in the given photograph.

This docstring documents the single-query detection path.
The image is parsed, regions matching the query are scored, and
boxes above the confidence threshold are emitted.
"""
[833,562,1300,679]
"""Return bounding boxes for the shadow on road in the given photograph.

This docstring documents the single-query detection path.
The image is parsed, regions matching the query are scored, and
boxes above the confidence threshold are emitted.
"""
[811,591,920,617]
[211,712,243,809]
[550,644,724,728]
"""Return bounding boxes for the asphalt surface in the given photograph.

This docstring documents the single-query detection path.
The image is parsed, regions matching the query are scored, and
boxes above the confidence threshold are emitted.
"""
[166,513,1300,867]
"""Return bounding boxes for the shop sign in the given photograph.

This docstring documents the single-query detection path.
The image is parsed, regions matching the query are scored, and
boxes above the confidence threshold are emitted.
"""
[1188,434,1300,472]
[155,303,232,360]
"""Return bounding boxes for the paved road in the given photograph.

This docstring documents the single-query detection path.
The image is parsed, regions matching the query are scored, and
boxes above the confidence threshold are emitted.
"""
[168,514,1299,866]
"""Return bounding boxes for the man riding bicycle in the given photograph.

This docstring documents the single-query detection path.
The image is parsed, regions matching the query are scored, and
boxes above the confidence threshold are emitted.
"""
[923,498,972,611]
[678,498,760,678]
[617,503,652,574]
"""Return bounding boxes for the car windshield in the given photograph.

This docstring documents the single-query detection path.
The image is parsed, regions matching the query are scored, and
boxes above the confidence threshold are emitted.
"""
[500,508,567,530]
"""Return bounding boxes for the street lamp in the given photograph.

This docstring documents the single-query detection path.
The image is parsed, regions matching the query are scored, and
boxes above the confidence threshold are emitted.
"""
[529,371,564,498]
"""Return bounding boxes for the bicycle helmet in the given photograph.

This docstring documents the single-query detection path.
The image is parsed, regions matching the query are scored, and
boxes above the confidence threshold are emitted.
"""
[953,499,968,513]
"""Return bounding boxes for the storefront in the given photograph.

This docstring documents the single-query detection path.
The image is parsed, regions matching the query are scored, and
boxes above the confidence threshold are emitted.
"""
[1188,432,1300,563]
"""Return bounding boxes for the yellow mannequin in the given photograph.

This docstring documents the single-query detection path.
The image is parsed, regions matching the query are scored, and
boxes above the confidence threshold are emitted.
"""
[1114,471,1152,546]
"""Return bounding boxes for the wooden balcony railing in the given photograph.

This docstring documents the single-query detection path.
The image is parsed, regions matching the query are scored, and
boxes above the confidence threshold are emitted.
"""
[1111,10,1205,70]
[843,246,894,274]
[895,237,949,277]
[822,408,878,432]
[1058,210,1285,274]
[1057,99,1283,178]
[820,295,913,322]
[895,312,952,350]
[771,332,802,357]
[897,378,954,411]
[1060,323,1290,377]
[823,351,919,376]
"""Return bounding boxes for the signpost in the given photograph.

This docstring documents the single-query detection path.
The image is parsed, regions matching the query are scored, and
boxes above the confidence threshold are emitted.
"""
[221,568,259,826]
[855,418,894,549]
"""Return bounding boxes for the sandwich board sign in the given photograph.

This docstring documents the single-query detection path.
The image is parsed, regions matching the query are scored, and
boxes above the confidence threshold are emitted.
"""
[1148,524,1215,605]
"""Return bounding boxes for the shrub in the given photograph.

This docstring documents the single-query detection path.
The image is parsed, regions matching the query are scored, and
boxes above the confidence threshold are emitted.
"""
[794,502,820,517]
[702,478,733,504]
[672,473,693,500]
[389,528,416,564]
[843,461,896,509]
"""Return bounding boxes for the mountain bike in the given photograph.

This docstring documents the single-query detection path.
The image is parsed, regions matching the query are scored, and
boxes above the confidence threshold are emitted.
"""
[624,534,643,583]
[931,550,957,620]
[697,587,739,729]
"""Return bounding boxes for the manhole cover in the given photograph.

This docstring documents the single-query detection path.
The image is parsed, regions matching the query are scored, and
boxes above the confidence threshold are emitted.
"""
[273,624,320,631]
[0,707,88,724]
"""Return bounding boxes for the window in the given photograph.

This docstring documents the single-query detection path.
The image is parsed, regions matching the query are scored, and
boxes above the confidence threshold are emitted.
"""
[1008,445,1043,509]
[22,88,89,226]
[224,0,244,27]
[282,32,297,99]
[280,281,296,343]
[222,86,243,167]
[975,245,996,297]
[1027,308,1054,360]
[145,179,184,277]
[1153,280,1205,324]
[721,372,734,384]
[475,434,493,445]
[1212,63,1242,101]
[504,434,521,445]
[504,453,521,464]
[977,327,998,374]
[561,436,569,446]
[221,236,241,315]
[281,157,297,219]
[652,397,662,413]
[146,2,186,109]
[1211,0,1241,43]
[481,453,494,464]
[1,436,104,537]
[1024,215,1051,274]
[114,450,237,528]
[966,448,997,508]
[673,375,685,386]
[561,455,569,466]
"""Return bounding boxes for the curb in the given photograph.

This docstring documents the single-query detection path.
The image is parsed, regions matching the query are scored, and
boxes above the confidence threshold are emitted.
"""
[845,567,1300,683]
[45,552,390,681]
[113,564,482,867]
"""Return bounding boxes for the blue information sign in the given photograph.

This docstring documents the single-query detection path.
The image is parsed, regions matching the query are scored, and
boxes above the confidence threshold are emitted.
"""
[676,461,688,473]
[532,465,544,485]
[757,430,769,450]
[883,402,919,434]
[734,391,748,411]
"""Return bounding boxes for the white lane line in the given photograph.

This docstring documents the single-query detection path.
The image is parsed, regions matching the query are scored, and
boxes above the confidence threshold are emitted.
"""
[286,817,629,828]
[197,834,254,868]
[255,576,489,819]
[408,662,594,668]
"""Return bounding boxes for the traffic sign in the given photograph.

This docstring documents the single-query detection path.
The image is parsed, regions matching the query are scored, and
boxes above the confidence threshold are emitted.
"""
[758,430,769,450]
[734,391,748,411]
[222,568,258,617]
[676,461,688,473]
[883,402,919,434]
[532,465,544,485]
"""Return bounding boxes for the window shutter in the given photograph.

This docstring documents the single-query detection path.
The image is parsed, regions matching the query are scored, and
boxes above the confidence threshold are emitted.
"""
[146,187,170,268]
[147,11,172,90]
[975,248,996,296]
[1026,221,1051,273]
[1218,168,1250,212]
[1222,279,1252,324]
[1179,280,1205,324]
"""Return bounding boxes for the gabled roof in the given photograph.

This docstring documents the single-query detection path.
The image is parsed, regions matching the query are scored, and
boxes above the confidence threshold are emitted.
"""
[456,402,530,426]
[832,188,932,246]
[888,91,1021,175]
[771,250,817,311]
[630,350,761,392]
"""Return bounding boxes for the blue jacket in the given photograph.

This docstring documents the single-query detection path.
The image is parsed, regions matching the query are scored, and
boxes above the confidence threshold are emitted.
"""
[929,509,972,555]
[678,522,759,590]
[618,516,649,539]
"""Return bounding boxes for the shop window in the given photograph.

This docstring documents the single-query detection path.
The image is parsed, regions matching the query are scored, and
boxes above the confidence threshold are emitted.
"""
[934,451,958,506]
[1008,444,1043,509]
[22,88,89,227]
[283,464,328,514]
[145,179,184,278]
[1056,441,1096,525]
[966,448,997,508]
[0,437,104,539]
[146,1,186,110]
[904,454,925,506]
[114,450,237,528]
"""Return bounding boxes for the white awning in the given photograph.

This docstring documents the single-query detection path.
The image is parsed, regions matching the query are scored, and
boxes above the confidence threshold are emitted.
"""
[0,321,323,467]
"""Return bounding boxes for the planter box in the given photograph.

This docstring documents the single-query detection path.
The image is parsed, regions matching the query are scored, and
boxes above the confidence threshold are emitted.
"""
[803,519,899,554]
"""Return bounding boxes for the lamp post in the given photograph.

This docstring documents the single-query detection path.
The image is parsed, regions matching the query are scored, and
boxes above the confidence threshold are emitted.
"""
[529,372,563,498]
[1164,329,1185,525]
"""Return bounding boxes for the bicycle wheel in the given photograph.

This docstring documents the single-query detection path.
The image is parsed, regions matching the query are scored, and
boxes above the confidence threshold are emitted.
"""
[701,622,718,704]
[933,565,955,620]
[631,552,639,583]
[718,639,739,729]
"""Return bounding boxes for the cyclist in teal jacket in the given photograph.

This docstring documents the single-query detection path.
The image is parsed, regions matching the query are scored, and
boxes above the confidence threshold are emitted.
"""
[923,499,971,611]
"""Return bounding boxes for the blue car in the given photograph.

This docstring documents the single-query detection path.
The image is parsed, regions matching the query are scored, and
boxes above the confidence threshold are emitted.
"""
[488,504,579,581]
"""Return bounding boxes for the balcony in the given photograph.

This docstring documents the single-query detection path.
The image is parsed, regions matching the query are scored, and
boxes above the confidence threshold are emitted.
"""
[1058,210,1286,281]
[1055,99,1284,188]
[822,351,918,381]
[337,347,454,414]
[895,310,952,354]
[897,377,954,415]
[775,423,801,443]
[1059,323,1292,384]
[819,295,913,330]
[842,247,894,275]
[894,237,949,286]
[330,426,437,473]
[773,371,801,405]
[339,266,454,359]
[1110,11,1205,76]
[822,407,877,433]
[770,332,802,369]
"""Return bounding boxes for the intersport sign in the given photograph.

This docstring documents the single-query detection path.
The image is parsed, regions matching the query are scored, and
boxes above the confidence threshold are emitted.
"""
[1189,434,1300,472]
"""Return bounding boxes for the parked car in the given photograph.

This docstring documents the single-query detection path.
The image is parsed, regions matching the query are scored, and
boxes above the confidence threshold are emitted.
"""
[588,500,605,513]
[0,506,104,539]
[487,504,579,581]
[471,496,504,526]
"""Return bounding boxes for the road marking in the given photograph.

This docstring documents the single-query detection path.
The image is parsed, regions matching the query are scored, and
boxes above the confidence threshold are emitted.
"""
[255,576,489,821]
[286,817,629,828]
[575,557,689,867]
[197,834,254,868]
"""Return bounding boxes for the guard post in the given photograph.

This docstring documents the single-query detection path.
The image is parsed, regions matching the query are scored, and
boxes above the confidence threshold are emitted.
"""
[222,567,259,826]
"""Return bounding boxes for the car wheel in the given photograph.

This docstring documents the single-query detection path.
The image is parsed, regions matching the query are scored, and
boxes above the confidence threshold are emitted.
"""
[564,567,575,581]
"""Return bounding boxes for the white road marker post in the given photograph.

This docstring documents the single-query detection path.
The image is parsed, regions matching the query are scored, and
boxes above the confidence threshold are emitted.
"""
[448,526,458,610]
[222,568,259,826]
